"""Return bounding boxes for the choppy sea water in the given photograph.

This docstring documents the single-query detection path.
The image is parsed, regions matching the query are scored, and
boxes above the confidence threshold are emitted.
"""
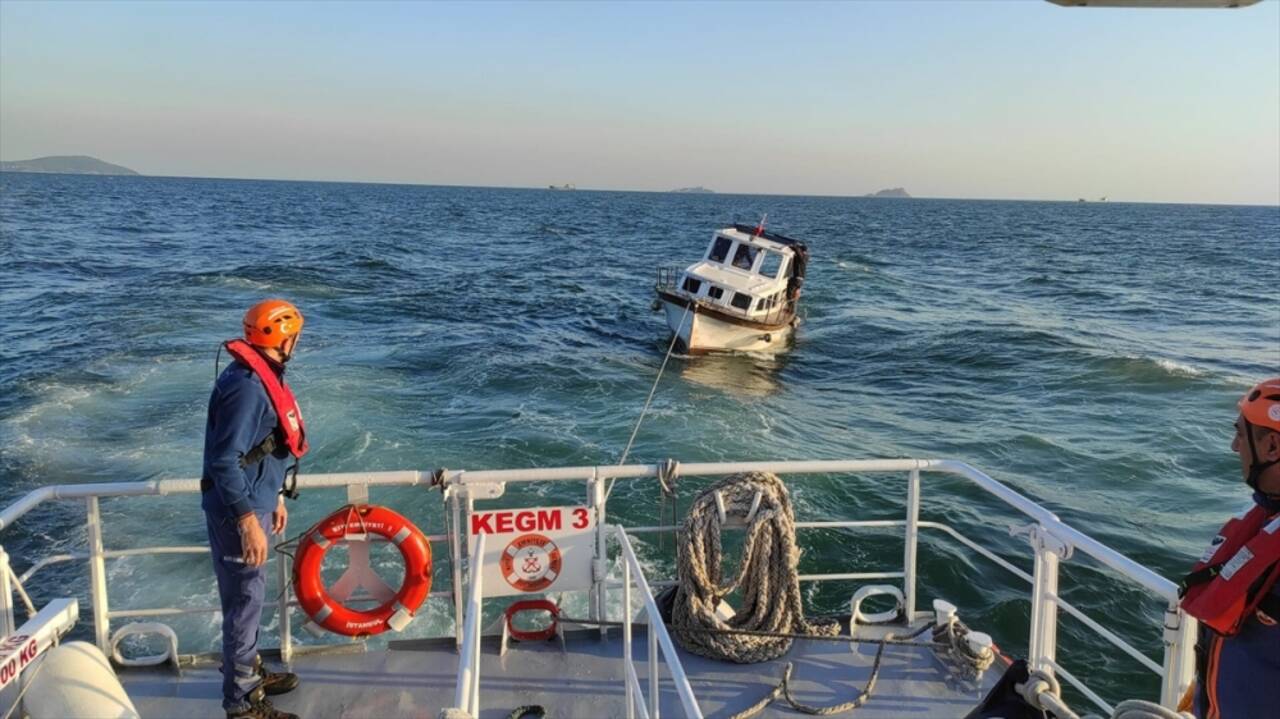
[0,172,1276,704]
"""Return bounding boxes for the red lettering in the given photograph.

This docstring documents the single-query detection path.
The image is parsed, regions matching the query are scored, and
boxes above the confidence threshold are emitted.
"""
[539,510,561,531]
[496,512,513,533]
[470,514,493,534]
[18,641,35,663]
[515,511,535,532]
[573,508,590,529]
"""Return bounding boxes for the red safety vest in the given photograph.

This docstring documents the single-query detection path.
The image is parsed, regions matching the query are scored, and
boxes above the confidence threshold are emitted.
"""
[1181,504,1280,636]
[223,339,309,459]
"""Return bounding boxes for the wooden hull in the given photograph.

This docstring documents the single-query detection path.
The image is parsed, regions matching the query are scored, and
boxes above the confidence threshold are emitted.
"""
[657,291,795,354]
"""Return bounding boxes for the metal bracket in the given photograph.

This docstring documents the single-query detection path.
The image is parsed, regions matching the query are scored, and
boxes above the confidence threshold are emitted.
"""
[1010,523,1074,560]
[459,483,506,501]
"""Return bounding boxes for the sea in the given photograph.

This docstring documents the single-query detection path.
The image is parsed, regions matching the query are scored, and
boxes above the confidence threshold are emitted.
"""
[0,171,1276,706]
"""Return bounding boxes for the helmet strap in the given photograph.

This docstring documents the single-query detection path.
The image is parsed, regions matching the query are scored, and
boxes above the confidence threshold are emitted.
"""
[1244,418,1280,498]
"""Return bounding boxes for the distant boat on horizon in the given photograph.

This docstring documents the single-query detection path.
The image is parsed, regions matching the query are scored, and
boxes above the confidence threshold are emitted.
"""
[548,183,575,191]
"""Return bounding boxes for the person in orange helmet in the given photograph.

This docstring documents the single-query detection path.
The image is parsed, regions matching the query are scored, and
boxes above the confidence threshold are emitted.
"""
[202,300,309,719]
[1180,378,1280,718]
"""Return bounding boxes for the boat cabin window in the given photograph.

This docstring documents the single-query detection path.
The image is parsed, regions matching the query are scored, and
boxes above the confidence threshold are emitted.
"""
[708,236,733,263]
[707,286,724,300]
[758,251,785,279]
[731,244,758,271]
[682,277,702,294]
[731,292,752,310]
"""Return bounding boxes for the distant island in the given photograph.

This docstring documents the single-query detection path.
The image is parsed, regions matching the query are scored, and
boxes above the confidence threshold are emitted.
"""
[670,186,714,194]
[0,155,139,176]
[865,187,911,198]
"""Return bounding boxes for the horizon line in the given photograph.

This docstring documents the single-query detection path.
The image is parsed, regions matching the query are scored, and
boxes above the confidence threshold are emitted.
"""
[1,168,1277,208]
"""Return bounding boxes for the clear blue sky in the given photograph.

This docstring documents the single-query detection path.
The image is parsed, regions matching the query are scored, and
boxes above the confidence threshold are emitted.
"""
[2,1,1277,204]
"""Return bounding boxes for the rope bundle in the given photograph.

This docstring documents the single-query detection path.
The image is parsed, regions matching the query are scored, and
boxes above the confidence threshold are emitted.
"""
[672,471,840,664]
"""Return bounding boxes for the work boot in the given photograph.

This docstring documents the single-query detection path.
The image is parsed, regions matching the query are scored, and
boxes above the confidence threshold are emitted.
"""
[226,688,299,719]
[257,657,300,696]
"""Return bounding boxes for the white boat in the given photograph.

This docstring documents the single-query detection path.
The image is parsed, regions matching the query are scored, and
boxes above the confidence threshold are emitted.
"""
[655,224,809,354]
[0,457,1196,719]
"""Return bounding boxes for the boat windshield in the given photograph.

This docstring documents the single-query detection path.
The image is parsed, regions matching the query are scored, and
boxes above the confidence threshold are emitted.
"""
[708,236,732,263]
[758,251,784,278]
[731,244,758,270]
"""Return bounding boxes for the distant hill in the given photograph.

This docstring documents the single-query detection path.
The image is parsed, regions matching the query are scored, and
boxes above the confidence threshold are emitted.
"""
[670,186,714,194]
[865,187,910,198]
[0,155,139,176]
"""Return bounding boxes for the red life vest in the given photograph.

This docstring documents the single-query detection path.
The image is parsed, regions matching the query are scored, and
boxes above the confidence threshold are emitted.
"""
[1180,503,1280,636]
[223,339,309,459]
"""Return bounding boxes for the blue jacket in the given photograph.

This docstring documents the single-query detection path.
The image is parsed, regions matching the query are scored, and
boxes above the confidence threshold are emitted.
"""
[1194,492,1280,718]
[201,359,290,520]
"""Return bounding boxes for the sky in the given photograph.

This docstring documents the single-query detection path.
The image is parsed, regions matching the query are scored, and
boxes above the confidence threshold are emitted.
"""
[1,1,1277,204]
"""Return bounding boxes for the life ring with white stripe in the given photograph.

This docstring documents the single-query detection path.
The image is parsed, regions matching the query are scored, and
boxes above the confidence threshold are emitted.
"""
[292,504,432,637]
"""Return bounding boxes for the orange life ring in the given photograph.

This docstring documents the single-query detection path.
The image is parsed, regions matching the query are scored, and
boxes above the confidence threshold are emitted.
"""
[292,504,432,637]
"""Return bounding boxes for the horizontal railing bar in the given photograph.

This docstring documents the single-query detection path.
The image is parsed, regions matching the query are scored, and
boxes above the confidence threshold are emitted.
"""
[110,606,220,618]
[18,553,84,583]
[107,590,455,621]
[454,459,925,486]
[105,547,207,557]
[626,519,903,535]
[917,521,1034,584]
[1050,592,1164,676]
[797,571,904,582]
[796,520,906,529]
[927,460,1178,602]
[0,471,425,530]
[1047,658,1114,716]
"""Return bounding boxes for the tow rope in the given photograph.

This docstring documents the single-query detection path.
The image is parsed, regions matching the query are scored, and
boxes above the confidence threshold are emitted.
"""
[606,302,691,501]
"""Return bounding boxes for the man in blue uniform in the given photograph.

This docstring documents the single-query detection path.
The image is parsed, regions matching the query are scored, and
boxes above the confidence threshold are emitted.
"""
[203,300,307,719]
[1183,378,1280,718]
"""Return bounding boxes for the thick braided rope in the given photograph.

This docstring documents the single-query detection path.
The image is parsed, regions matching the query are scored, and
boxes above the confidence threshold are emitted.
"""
[672,472,840,664]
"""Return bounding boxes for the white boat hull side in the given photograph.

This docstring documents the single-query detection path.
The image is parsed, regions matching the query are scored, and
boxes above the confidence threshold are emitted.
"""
[661,299,793,354]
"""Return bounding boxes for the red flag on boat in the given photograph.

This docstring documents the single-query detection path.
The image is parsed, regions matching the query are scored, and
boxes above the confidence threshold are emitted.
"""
[753,213,767,236]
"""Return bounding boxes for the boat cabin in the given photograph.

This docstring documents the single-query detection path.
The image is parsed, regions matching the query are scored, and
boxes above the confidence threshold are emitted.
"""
[675,225,809,322]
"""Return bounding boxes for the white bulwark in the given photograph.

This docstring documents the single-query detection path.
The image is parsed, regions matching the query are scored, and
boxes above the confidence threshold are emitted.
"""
[467,506,596,597]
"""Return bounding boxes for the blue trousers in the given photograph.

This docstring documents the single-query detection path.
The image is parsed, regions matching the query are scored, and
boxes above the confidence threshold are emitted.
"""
[207,511,272,711]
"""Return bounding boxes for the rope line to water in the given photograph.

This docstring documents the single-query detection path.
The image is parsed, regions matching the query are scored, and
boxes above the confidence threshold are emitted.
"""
[606,301,691,501]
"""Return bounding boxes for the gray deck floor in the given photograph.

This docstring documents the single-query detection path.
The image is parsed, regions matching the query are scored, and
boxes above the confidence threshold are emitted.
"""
[121,620,998,718]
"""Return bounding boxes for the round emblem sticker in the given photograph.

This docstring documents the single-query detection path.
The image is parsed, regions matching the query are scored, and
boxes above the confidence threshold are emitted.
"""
[1269,405,1280,423]
[501,533,563,593]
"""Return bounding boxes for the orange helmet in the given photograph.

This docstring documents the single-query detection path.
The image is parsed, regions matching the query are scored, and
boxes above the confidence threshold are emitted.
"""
[1240,377,1280,433]
[242,299,304,350]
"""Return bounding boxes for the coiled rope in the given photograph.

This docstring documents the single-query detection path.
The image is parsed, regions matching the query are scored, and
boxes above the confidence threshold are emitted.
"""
[672,471,841,664]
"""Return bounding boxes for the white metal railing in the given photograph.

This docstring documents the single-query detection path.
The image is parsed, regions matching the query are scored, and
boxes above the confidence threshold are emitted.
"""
[452,532,486,716]
[0,459,1198,716]
[616,526,702,719]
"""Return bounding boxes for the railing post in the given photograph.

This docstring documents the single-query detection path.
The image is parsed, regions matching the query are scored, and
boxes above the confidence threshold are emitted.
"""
[903,468,921,619]
[648,611,660,719]
[0,547,14,638]
[450,486,464,649]
[592,468,607,639]
[275,530,292,666]
[623,551,634,719]
[86,497,110,653]
[1160,603,1198,708]
[1026,526,1067,674]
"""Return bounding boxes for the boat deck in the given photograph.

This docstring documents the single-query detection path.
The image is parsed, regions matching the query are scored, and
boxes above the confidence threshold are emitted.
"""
[120,619,997,718]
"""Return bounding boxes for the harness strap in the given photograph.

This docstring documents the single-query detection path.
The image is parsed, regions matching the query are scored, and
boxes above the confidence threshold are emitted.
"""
[239,433,279,469]
[1179,563,1223,598]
